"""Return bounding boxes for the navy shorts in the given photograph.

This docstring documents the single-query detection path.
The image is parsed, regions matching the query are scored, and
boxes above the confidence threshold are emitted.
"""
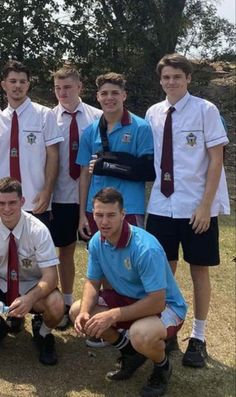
[50,203,79,247]
[146,214,220,266]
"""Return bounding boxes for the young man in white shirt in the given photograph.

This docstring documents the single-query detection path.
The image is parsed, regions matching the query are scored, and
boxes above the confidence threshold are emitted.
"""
[51,67,102,329]
[145,53,230,368]
[0,60,63,228]
[0,177,64,365]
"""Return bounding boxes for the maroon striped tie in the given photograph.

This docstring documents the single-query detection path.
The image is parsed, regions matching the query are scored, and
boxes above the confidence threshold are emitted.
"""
[65,111,81,180]
[160,107,176,197]
[7,232,19,305]
[10,111,21,182]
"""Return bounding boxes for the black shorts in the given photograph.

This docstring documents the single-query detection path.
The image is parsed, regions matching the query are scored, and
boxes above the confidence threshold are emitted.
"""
[50,203,79,247]
[146,214,219,266]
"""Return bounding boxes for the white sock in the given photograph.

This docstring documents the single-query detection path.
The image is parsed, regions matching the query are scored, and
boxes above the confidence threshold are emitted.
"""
[191,318,206,342]
[63,293,73,307]
[39,322,52,338]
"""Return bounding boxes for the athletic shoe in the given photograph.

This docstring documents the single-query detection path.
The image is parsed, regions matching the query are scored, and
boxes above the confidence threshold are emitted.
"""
[165,335,179,355]
[31,314,43,338]
[106,351,147,381]
[56,305,71,331]
[182,337,208,368]
[33,333,58,365]
[140,360,172,397]
[86,337,110,348]
[0,316,9,340]
[6,316,25,333]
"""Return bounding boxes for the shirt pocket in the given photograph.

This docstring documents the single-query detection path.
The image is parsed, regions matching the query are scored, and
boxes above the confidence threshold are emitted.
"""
[177,129,205,150]
[21,127,44,147]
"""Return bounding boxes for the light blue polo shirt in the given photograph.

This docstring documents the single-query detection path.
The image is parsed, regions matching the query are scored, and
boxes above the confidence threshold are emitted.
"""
[77,110,154,214]
[87,222,187,320]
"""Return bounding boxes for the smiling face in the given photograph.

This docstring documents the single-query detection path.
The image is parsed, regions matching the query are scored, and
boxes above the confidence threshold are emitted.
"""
[93,200,125,245]
[0,192,24,230]
[1,71,30,108]
[54,76,82,112]
[96,83,127,117]
[160,66,191,104]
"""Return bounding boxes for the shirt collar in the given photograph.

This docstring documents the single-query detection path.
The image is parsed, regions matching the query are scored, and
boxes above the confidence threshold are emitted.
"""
[7,97,31,116]
[121,108,132,126]
[164,91,190,113]
[58,99,83,117]
[101,220,132,248]
[0,211,25,241]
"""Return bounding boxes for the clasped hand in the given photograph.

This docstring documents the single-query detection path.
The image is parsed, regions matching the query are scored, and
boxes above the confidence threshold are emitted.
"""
[74,311,115,338]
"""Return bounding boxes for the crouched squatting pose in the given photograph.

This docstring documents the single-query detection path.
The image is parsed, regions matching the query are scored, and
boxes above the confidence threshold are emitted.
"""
[70,187,187,397]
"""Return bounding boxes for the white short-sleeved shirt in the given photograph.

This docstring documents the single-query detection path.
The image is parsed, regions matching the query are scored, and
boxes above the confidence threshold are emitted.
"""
[52,101,102,204]
[146,92,230,218]
[0,211,59,295]
[1,98,63,211]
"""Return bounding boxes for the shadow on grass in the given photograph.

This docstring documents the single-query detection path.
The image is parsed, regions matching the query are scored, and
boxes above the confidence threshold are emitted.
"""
[0,327,235,397]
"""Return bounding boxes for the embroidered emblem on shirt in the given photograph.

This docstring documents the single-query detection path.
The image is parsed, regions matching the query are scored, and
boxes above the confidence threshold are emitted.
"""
[124,257,132,270]
[72,141,79,151]
[22,258,32,269]
[10,148,18,158]
[163,172,172,182]
[186,133,197,147]
[122,133,131,143]
[10,270,17,281]
[27,133,37,144]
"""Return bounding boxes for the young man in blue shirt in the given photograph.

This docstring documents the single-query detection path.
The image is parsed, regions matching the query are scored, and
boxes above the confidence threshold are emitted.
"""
[70,188,187,397]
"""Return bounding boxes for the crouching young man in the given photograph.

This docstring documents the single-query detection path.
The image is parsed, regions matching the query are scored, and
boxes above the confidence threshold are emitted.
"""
[70,188,187,397]
[0,177,64,365]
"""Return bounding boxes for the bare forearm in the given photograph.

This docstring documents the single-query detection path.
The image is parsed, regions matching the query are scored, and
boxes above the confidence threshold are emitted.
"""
[80,279,101,314]
[79,166,91,215]
[26,278,57,306]
[200,145,223,209]
[44,144,59,194]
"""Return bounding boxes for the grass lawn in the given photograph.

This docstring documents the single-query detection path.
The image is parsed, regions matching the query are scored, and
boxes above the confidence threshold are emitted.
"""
[0,212,235,397]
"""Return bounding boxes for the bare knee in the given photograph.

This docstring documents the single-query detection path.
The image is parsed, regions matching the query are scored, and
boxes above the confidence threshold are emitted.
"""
[45,290,64,318]
[129,318,166,354]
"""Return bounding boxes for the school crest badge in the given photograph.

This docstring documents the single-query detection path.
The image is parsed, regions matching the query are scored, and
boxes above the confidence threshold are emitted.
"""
[10,148,18,157]
[124,257,132,270]
[27,133,36,144]
[186,132,197,147]
[22,258,32,269]
[163,172,172,182]
[122,133,131,143]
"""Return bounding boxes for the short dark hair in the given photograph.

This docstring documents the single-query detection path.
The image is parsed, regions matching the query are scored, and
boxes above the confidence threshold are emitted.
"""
[156,53,193,77]
[93,188,123,210]
[0,177,22,198]
[96,72,126,90]
[53,67,81,82]
[2,60,30,80]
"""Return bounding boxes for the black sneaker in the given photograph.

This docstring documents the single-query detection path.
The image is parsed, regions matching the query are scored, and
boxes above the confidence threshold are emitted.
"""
[6,316,25,333]
[182,337,208,368]
[165,335,179,355]
[0,316,9,340]
[140,360,172,397]
[56,305,71,331]
[34,333,58,365]
[31,314,43,338]
[106,351,147,381]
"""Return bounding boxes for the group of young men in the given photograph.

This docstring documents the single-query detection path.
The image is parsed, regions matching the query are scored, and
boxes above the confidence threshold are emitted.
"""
[0,54,229,397]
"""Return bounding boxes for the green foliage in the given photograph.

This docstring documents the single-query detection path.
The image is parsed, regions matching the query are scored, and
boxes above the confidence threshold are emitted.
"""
[177,0,235,59]
[0,0,234,112]
[0,0,65,81]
